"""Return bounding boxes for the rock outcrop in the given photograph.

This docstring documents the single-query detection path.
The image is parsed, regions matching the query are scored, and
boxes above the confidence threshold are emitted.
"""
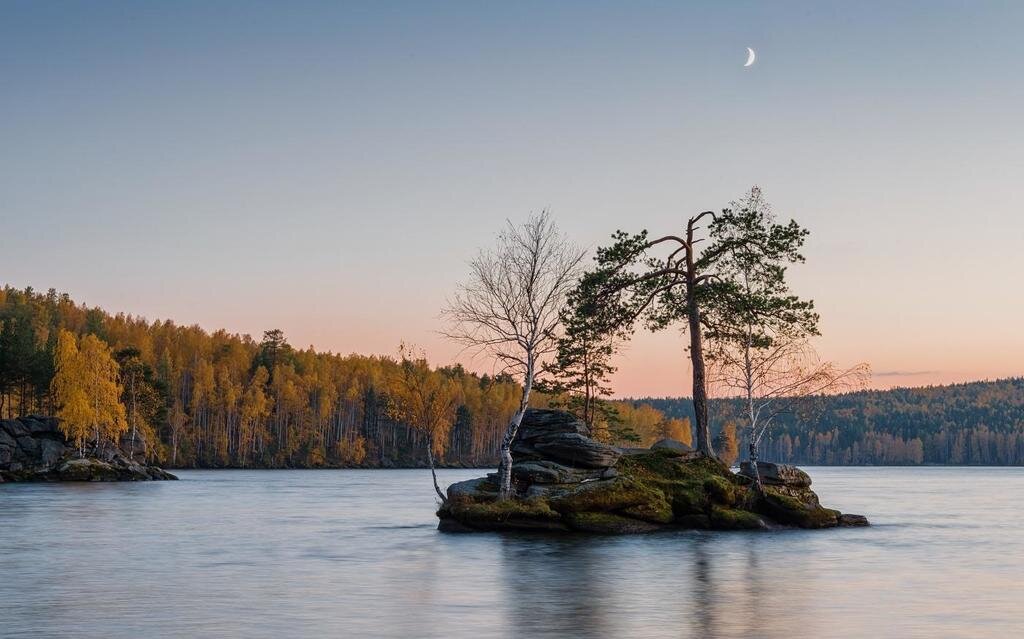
[0,416,177,482]
[437,408,868,533]
[739,461,812,488]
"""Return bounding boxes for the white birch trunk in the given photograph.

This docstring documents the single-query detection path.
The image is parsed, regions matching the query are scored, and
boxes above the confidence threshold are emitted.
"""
[497,360,534,500]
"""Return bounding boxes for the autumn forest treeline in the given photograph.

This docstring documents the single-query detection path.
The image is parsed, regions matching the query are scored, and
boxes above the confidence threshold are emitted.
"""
[0,285,688,468]
[3,285,1022,467]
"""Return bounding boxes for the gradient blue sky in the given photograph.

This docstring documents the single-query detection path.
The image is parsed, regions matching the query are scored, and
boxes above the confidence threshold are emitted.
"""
[3,1,1023,396]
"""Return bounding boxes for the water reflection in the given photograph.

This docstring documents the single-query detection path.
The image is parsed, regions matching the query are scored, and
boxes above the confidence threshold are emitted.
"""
[1,468,1023,638]
[501,537,612,637]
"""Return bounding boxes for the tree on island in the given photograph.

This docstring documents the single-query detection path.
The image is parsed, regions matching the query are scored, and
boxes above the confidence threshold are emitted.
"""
[703,188,869,487]
[443,211,586,500]
[572,186,839,458]
[537,295,639,445]
[387,344,461,502]
[568,212,723,456]
[51,329,127,456]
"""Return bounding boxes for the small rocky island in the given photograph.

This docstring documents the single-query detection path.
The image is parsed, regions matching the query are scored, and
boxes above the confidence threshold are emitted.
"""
[438,409,867,533]
[0,416,177,482]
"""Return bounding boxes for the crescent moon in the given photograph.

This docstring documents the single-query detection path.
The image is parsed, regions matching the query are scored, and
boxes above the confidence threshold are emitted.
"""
[744,47,756,67]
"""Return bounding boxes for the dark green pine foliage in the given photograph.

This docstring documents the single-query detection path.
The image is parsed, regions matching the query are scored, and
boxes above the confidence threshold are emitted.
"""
[702,187,819,349]
[539,293,638,444]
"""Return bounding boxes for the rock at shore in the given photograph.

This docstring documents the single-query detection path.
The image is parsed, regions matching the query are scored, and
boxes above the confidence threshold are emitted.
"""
[437,408,867,534]
[0,416,177,482]
[739,461,812,488]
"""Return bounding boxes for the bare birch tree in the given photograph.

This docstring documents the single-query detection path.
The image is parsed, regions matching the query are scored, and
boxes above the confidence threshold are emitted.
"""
[443,211,585,500]
[704,187,869,488]
[709,337,869,489]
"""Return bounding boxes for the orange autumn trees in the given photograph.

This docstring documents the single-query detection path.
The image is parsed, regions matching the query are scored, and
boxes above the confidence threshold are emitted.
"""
[6,285,523,468]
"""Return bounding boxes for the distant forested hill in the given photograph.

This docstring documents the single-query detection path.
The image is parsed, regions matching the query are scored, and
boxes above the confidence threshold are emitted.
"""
[637,378,1024,465]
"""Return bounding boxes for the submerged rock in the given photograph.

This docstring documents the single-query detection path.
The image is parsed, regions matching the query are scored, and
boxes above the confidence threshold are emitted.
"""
[0,416,177,482]
[437,408,867,534]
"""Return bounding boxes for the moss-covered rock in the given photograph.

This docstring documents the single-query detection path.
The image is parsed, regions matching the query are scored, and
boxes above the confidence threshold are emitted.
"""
[757,486,840,529]
[565,511,664,534]
[710,505,767,530]
[439,496,567,532]
[436,408,866,534]
[548,477,666,516]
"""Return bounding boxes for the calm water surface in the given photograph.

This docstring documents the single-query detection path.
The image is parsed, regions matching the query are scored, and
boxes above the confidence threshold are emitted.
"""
[2,467,1022,638]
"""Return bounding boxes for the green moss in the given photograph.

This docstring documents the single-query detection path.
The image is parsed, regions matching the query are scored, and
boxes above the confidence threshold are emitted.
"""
[710,506,765,530]
[549,477,665,515]
[654,480,708,516]
[438,445,844,534]
[443,496,559,523]
[620,495,674,524]
[565,511,663,534]
[618,451,732,484]
[758,487,839,529]
[703,476,737,506]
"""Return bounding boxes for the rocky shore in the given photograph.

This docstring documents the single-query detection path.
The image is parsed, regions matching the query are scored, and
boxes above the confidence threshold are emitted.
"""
[0,416,177,482]
[438,409,868,533]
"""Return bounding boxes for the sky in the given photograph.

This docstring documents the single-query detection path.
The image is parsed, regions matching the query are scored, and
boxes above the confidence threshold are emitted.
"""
[3,1,1023,397]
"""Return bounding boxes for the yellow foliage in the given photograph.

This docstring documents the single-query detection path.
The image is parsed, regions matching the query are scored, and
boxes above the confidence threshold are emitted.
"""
[387,346,460,458]
[337,436,368,465]
[662,417,693,447]
[50,330,127,453]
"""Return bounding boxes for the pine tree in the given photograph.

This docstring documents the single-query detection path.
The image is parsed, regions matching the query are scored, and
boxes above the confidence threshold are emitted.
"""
[539,303,629,443]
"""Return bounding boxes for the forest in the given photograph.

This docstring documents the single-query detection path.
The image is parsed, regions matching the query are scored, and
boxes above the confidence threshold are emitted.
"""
[641,378,1024,465]
[0,285,689,468]
[4,284,1022,467]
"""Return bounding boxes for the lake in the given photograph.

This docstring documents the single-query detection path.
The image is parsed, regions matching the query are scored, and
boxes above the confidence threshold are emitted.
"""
[2,467,1022,638]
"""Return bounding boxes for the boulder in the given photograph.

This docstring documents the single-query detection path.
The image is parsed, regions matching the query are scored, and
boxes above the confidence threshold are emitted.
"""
[0,429,15,465]
[58,458,120,482]
[511,409,620,469]
[530,433,621,469]
[512,460,607,484]
[515,408,591,440]
[510,409,595,462]
[651,438,692,454]
[39,439,65,467]
[739,461,812,488]
[0,416,176,482]
[838,513,870,527]
[446,477,497,501]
